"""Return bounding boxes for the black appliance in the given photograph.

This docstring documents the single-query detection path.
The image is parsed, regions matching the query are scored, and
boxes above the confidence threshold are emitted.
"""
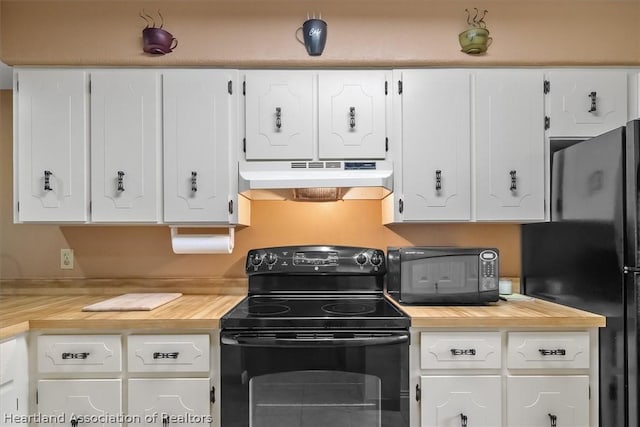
[386,246,499,305]
[522,119,640,427]
[220,245,410,427]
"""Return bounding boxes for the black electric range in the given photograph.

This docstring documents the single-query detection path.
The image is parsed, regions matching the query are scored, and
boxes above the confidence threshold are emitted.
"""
[220,245,410,330]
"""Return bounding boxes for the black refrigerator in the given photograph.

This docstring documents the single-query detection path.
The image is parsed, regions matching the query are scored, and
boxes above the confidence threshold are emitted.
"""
[522,119,640,427]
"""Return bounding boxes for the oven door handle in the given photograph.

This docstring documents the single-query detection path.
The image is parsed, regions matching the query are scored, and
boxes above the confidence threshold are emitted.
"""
[221,332,409,348]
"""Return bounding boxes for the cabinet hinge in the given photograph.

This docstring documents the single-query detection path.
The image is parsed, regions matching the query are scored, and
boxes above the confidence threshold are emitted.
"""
[243,138,246,153]
[385,81,388,95]
[16,397,19,411]
[385,137,389,152]
[15,78,18,92]
[543,80,550,94]
[89,79,92,94]
[16,202,19,212]
[228,200,234,215]
[545,116,550,130]
[242,81,246,96]
[399,198,404,214]
[89,201,92,213]
[398,80,403,95]
[36,389,38,405]
[415,384,421,402]
[210,386,216,404]
[228,80,233,95]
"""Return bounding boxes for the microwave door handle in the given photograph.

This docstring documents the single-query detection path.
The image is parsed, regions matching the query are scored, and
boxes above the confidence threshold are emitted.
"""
[221,333,409,348]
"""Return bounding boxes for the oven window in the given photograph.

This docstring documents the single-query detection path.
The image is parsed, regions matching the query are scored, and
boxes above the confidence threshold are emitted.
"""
[250,370,380,427]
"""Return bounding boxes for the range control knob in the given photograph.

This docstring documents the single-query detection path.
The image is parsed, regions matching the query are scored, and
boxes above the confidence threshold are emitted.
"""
[356,253,368,265]
[370,252,382,266]
[265,253,278,265]
[250,253,263,266]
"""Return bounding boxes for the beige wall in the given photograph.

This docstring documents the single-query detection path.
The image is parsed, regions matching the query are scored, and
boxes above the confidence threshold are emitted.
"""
[0,90,520,279]
[1,0,639,66]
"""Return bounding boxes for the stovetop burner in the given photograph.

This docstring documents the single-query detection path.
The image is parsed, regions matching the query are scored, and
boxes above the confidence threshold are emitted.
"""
[241,304,292,316]
[321,302,376,315]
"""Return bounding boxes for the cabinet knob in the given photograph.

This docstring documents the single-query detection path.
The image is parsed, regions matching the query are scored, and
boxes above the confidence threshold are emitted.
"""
[43,170,53,191]
[460,413,468,427]
[588,91,597,113]
[191,171,198,193]
[162,414,170,427]
[510,170,517,192]
[117,171,125,192]
[275,107,282,130]
[548,413,557,427]
[349,106,356,129]
[70,416,78,427]
[435,170,442,191]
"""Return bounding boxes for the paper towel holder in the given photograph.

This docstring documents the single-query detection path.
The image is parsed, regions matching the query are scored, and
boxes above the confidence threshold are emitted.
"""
[169,226,235,254]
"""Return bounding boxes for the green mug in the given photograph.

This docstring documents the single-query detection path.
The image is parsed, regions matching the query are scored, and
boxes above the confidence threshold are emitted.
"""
[458,27,492,54]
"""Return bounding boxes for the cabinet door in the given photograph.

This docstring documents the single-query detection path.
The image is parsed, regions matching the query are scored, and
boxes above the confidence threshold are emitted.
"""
[0,336,28,427]
[420,375,501,427]
[90,71,161,222]
[547,70,628,138]
[244,71,314,160]
[163,70,235,223]
[15,69,88,222]
[507,376,589,427]
[128,379,211,426]
[318,71,387,159]
[37,379,122,426]
[400,70,471,221]
[474,70,545,221]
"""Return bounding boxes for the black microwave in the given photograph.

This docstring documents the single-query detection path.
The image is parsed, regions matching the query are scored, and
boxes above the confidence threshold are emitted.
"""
[385,247,499,305]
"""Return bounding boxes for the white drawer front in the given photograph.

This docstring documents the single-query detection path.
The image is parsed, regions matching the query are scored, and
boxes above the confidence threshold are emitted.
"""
[420,332,501,369]
[37,335,122,373]
[507,332,589,369]
[128,334,210,373]
[0,339,17,384]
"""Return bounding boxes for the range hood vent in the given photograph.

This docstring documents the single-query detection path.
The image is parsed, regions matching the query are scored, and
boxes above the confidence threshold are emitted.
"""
[239,160,393,201]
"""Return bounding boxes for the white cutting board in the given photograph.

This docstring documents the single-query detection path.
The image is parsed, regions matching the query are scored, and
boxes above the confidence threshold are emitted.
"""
[82,293,183,311]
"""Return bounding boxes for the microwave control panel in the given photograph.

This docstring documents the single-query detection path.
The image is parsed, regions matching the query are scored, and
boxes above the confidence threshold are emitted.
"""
[479,250,499,291]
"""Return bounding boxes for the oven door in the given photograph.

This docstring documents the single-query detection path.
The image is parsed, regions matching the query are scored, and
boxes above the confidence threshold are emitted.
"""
[220,330,409,427]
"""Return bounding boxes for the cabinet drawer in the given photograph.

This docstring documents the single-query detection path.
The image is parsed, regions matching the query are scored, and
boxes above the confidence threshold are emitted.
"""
[420,332,501,369]
[0,339,17,384]
[37,335,122,373]
[127,334,210,373]
[507,332,589,369]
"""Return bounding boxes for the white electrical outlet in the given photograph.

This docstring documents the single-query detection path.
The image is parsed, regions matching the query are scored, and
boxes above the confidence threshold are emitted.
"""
[60,249,74,270]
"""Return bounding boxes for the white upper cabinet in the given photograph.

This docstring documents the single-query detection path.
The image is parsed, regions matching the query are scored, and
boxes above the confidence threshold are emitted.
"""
[90,70,161,222]
[397,69,471,221]
[546,70,628,138]
[474,70,546,221]
[318,71,388,159]
[14,69,89,222]
[163,70,238,223]
[244,70,314,160]
[243,70,388,161]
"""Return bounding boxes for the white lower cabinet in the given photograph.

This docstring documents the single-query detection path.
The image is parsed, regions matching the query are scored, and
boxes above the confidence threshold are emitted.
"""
[420,375,501,427]
[37,379,122,426]
[128,379,211,426]
[0,335,29,427]
[411,329,597,427]
[506,375,589,427]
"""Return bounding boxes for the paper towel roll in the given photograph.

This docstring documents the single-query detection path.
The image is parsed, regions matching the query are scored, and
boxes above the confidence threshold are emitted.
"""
[170,227,234,254]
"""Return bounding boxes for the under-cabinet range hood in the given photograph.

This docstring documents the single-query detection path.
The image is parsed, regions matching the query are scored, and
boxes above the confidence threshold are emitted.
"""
[238,160,393,201]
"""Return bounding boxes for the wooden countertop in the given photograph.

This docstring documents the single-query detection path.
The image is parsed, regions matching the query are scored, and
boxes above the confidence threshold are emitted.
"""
[0,294,605,340]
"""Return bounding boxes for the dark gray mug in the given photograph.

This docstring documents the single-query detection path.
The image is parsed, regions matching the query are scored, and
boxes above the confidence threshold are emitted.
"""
[296,19,327,56]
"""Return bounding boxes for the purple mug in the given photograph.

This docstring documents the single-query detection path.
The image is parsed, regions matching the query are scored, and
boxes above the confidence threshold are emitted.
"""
[142,27,178,55]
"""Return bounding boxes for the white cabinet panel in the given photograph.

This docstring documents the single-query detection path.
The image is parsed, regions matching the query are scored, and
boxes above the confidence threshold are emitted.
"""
[547,70,628,138]
[37,379,122,426]
[1,336,28,427]
[15,69,89,222]
[507,331,589,369]
[244,71,314,160]
[37,335,122,373]
[420,332,501,369]
[128,379,211,427]
[163,70,236,223]
[127,334,210,373]
[318,71,387,159]
[507,376,589,427]
[399,70,471,221]
[90,70,161,222]
[474,70,545,221]
[420,375,501,427]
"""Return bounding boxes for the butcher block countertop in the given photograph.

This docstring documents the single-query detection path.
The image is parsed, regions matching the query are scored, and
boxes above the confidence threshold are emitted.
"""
[0,293,605,340]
